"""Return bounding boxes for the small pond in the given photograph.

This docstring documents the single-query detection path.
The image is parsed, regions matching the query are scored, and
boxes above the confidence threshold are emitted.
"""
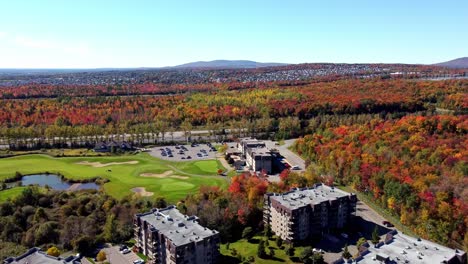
[6,174,99,191]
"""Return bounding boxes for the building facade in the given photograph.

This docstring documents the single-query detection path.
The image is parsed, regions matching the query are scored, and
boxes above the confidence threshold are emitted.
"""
[264,184,357,242]
[134,206,220,264]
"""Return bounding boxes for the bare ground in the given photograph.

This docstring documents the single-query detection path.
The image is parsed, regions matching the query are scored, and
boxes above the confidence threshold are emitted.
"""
[131,187,154,196]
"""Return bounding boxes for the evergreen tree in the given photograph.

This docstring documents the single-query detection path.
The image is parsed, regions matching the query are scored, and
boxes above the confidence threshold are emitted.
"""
[342,244,352,259]
[257,240,267,258]
[372,226,380,244]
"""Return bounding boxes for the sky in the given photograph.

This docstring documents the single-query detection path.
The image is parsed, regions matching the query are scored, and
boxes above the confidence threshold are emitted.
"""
[0,0,467,68]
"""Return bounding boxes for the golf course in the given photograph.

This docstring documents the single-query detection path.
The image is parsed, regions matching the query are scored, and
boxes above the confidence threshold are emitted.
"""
[0,153,228,202]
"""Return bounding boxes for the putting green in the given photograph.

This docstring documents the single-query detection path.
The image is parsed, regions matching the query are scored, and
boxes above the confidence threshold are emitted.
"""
[0,153,227,202]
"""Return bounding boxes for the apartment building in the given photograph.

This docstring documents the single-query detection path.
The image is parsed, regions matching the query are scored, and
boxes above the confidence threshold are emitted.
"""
[349,230,467,264]
[134,206,220,264]
[264,184,357,242]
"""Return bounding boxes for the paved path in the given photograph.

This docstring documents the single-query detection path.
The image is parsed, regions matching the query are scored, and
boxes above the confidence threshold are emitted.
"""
[265,139,306,172]
[80,258,93,264]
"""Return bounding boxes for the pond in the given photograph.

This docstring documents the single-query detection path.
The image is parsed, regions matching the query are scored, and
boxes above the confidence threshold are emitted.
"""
[6,174,100,191]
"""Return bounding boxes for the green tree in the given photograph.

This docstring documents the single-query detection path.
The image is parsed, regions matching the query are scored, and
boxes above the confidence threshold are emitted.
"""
[257,240,267,258]
[103,214,118,242]
[35,221,59,245]
[72,235,95,254]
[285,245,294,256]
[342,244,352,259]
[242,227,254,240]
[311,253,325,264]
[300,247,313,263]
[275,237,283,248]
[153,197,167,208]
[264,224,272,238]
[33,208,48,223]
[372,226,380,244]
[357,237,367,248]
[269,248,275,257]
[46,246,60,257]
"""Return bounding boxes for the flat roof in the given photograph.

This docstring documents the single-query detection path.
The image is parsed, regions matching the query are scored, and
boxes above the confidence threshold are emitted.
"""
[138,206,218,247]
[268,184,353,210]
[357,231,466,264]
[4,248,79,264]
[249,146,271,156]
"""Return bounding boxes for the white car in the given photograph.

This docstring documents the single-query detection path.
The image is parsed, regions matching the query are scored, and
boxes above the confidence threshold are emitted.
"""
[133,259,145,264]
[120,248,131,254]
[313,248,324,254]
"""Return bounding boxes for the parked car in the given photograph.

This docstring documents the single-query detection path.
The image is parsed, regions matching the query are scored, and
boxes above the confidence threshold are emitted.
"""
[119,245,127,251]
[291,165,300,170]
[120,248,131,254]
[313,248,324,254]
[382,221,394,227]
[133,259,145,264]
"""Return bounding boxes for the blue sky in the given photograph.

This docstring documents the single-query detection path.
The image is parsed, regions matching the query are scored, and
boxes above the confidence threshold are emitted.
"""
[0,0,467,68]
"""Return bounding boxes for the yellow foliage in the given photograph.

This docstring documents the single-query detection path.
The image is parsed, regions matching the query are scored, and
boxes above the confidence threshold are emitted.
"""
[96,250,107,262]
[387,197,396,210]
[46,246,60,257]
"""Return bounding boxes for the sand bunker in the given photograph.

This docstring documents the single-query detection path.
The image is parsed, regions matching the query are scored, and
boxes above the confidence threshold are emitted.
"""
[131,187,154,197]
[171,175,189,179]
[77,161,138,167]
[140,170,188,180]
[140,170,173,178]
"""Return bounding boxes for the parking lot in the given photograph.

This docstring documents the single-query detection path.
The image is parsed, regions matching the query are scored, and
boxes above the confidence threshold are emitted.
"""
[149,143,218,161]
[103,245,142,264]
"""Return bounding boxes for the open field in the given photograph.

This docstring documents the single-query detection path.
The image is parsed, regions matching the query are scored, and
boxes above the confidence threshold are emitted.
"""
[0,153,227,202]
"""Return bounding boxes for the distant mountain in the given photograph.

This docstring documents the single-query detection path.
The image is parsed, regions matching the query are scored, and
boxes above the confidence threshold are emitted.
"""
[434,57,468,68]
[173,60,288,69]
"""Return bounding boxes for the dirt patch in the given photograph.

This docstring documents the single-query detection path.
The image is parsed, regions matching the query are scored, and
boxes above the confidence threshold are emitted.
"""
[140,171,189,180]
[140,170,173,178]
[131,187,154,197]
[76,161,138,168]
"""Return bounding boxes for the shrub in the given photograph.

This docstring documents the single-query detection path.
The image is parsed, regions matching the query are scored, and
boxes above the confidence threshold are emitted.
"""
[46,246,60,257]
[96,250,107,262]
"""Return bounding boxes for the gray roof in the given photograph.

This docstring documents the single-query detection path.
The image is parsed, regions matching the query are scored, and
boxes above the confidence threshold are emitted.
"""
[139,206,219,247]
[268,184,353,210]
[248,146,271,157]
[356,231,466,264]
[3,248,80,264]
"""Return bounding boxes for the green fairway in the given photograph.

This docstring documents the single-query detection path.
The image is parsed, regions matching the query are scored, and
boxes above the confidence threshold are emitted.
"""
[0,153,227,202]
[0,187,27,203]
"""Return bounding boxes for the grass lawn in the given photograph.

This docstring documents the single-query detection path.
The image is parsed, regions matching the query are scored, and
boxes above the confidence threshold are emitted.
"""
[220,235,306,264]
[0,153,227,202]
[0,186,27,202]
